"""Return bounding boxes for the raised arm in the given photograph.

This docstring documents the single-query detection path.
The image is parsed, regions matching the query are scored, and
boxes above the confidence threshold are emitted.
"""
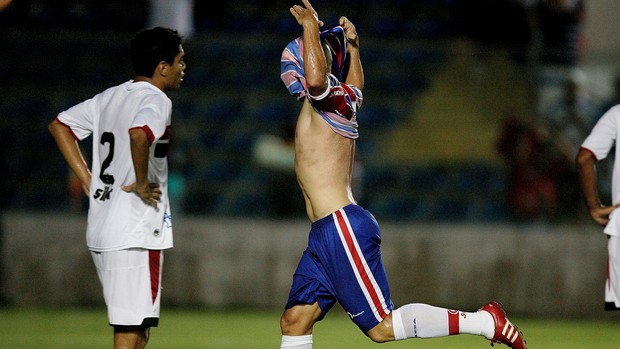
[290,0,328,97]
[339,16,364,90]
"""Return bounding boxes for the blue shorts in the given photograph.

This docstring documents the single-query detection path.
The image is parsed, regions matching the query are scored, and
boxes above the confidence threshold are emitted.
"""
[285,204,394,332]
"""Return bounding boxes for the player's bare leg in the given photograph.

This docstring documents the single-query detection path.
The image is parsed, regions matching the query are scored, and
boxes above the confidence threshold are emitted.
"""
[114,328,149,349]
[365,313,395,342]
[280,303,322,348]
[280,303,322,335]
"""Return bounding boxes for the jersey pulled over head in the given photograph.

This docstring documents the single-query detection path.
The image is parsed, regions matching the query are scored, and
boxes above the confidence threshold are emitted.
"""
[130,27,183,78]
[280,26,348,100]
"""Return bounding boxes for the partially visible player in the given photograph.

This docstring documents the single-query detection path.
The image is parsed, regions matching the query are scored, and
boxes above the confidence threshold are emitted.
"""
[576,105,620,310]
[278,1,526,348]
[48,27,185,349]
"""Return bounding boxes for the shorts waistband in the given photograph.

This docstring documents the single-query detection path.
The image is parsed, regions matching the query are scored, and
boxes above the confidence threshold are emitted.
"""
[311,204,364,229]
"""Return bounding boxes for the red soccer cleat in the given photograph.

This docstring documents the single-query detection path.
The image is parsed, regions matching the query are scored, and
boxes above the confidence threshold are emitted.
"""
[480,301,527,349]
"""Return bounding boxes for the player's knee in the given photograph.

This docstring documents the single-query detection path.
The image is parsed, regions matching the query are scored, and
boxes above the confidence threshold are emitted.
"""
[279,312,293,334]
[280,310,308,335]
[365,317,395,343]
[366,330,391,343]
[280,304,320,335]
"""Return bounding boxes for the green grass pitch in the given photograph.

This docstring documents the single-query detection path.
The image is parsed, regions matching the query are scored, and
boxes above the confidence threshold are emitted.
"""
[1,306,619,348]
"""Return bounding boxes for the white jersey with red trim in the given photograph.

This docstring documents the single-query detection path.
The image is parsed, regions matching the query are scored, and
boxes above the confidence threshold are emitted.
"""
[581,104,620,236]
[57,80,173,252]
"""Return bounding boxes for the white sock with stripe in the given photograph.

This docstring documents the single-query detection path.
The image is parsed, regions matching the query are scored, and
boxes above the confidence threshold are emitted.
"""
[280,335,312,348]
[392,303,494,340]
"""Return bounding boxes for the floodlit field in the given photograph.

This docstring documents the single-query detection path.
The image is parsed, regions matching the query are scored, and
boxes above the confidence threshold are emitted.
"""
[1,307,619,348]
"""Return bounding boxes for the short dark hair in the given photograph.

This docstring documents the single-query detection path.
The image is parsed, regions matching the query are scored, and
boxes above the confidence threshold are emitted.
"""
[130,27,183,77]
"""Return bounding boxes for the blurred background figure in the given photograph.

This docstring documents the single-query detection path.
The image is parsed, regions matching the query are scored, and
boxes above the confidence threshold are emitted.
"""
[543,70,599,158]
[252,120,303,218]
[496,113,567,222]
[542,72,599,219]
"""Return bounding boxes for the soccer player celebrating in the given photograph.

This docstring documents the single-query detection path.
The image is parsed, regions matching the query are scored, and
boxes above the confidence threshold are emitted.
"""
[278,1,526,348]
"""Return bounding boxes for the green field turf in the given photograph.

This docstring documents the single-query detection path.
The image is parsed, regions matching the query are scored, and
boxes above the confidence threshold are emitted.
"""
[1,306,619,348]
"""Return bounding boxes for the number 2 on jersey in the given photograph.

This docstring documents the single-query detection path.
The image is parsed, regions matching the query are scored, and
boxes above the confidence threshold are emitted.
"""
[99,132,115,185]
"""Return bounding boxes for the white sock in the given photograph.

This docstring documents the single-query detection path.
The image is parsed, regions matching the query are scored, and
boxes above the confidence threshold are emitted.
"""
[391,303,494,340]
[476,309,496,339]
[280,335,313,348]
[460,309,494,339]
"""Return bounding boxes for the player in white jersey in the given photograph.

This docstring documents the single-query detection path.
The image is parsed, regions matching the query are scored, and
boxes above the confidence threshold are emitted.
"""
[278,1,526,349]
[577,105,620,311]
[48,27,185,349]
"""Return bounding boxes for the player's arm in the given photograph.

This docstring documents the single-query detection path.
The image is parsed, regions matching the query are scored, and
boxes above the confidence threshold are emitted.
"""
[48,118,91,196]
[122,127,161,208]
[576,147,620,226]
[291,0,328,97]
[340,16,364,90]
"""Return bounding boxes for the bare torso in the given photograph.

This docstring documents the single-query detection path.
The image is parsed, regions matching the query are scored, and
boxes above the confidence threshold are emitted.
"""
[295,99,356,222]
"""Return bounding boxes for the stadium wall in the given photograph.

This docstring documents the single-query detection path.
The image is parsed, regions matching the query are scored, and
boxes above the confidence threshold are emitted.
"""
[0,212,610,318]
